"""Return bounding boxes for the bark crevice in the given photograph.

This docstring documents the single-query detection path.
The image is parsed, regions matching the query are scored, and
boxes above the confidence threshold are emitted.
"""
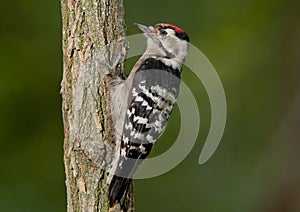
[61,0,132,211]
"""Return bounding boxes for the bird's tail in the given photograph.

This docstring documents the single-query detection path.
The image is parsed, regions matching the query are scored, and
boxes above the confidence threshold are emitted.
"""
[108,144,149,210]
[109,175,132,210]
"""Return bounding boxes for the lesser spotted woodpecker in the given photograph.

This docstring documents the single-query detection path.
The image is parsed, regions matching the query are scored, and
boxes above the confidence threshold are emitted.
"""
[108,23,190,210]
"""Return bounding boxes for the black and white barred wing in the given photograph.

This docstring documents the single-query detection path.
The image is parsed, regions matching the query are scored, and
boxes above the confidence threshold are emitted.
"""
[109,63,181,207]
[122,67,180,163]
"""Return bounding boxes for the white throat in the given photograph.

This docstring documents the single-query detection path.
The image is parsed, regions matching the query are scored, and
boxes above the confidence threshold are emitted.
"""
[158,47,188,70]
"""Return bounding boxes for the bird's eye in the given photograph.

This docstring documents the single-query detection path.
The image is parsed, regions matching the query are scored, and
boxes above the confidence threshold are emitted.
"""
[161,30,167,35]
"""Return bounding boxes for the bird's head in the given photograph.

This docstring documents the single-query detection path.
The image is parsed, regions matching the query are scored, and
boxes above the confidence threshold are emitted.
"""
[135,23,190,69]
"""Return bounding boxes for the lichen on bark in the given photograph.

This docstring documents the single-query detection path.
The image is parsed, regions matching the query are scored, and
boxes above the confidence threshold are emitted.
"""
[60,0,132,211]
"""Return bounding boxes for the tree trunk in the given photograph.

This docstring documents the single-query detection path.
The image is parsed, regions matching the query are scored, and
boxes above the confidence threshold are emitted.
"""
[60,0,133,211]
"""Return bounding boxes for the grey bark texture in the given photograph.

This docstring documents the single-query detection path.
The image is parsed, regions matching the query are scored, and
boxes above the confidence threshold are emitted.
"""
[60,0,133,211]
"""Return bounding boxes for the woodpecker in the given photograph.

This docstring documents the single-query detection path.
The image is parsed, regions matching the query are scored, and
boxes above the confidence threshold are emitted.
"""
[108,23,190,210]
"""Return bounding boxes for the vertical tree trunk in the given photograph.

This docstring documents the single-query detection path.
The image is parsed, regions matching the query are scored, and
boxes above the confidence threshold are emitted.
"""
[60,0,133,211]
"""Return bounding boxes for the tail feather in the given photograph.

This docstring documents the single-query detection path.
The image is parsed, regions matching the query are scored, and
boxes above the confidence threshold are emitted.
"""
[109,175,132,209]
[109,154,142,208]
[108,143,150,209]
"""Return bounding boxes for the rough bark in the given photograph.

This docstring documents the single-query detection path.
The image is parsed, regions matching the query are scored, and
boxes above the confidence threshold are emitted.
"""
[60,0,133,211]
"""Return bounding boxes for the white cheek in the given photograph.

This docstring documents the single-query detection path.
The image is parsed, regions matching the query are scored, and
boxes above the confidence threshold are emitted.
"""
[164,37,180,53]
[165,28,175,36]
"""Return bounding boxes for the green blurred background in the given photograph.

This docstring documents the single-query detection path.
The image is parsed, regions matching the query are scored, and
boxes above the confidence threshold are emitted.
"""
[1,0,300,211]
